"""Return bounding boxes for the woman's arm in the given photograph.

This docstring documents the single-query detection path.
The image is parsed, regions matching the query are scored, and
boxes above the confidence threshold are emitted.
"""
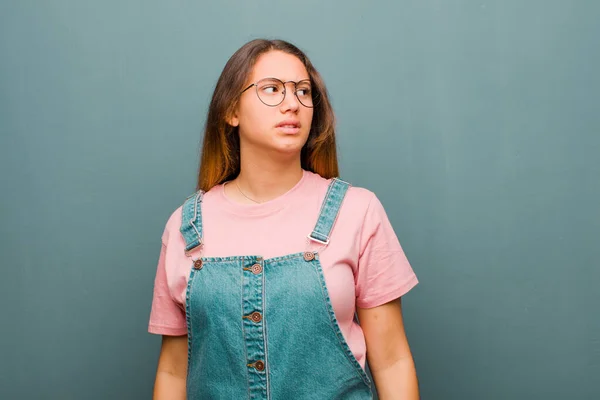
[357,297,419,400]
[153,335,188,400]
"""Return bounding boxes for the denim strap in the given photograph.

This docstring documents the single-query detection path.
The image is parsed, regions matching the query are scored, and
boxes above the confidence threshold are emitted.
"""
[309,178,350,245]
[180,191,204,253]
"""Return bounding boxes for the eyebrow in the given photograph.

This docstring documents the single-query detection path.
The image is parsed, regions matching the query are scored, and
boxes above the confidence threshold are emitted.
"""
[259,77,311,83]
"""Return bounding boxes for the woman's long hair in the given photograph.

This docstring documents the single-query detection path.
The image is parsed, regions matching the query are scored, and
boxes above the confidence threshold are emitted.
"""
[196,39,338,192]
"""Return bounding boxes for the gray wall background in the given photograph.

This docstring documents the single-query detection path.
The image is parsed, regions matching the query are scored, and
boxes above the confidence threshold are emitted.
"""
[1,1,599,399]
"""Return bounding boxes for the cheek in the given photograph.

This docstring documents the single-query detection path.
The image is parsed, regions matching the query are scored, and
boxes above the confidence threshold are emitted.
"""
[303,110,314,130]
[307,110,314,123]
[239,101,263,124]
[239,102,276,134]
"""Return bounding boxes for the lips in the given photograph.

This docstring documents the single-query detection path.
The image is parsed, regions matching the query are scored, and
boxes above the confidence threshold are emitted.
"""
[276,120,300,128]
[276,120,301,134]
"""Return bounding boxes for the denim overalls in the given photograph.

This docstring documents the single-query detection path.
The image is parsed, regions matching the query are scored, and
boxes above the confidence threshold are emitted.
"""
[179,178,373,399]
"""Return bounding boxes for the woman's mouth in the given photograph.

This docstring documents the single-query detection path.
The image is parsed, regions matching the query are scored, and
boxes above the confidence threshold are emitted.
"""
[276,120,301,134]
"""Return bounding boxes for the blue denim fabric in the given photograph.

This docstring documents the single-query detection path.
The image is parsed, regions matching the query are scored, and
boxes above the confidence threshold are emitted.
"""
[180,178,373,399]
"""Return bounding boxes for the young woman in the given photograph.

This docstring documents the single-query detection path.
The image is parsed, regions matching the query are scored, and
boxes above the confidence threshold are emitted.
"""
[148,39,419,399]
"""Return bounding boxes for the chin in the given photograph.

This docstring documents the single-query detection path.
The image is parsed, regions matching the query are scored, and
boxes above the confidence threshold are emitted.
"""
[271,133,308,150]
[273,144,304,156]
[271,140,306,156]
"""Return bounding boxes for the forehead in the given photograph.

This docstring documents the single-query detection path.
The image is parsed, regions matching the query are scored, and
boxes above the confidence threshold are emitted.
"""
[249,51,310,82]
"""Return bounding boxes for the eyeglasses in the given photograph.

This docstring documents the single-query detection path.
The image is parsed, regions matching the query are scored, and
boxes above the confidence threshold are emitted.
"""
[240,77,317,108]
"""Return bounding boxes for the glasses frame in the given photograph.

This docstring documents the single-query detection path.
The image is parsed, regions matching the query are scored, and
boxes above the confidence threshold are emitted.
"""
[240,77,317,108]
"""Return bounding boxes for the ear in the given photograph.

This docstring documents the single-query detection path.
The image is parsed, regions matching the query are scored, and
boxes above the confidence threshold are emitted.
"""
[226,109,240,127]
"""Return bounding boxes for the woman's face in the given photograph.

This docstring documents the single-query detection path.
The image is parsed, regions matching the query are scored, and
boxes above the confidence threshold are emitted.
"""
[230,50,314,157]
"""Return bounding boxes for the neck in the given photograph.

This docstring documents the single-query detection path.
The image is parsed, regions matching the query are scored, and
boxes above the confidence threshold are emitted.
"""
[229,147,304,204]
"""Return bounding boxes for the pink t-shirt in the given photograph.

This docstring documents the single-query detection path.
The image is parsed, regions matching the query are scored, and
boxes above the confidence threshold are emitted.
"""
[148,170,418,369]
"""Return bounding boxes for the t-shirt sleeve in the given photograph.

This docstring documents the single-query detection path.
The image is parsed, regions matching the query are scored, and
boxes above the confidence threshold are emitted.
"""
[355,193,418,309]
[148,240,187,336]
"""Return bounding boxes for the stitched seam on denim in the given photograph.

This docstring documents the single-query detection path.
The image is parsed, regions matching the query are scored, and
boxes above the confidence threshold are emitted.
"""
[311,231,329,242]
[311,179,336,240]
[324,182,350,246]
[323,179,349,239]
[192,252,342,264]
[189,191,203,247]
[319,178,344,238]
[311,179,350,243]
[181,195,199,251]
[202,253,305,264]
[317,184,337,238]
[312,260,372,386]
[240,256,250,400]
[262,258,270,400]
[180,191,204,252]
[262,252,308,266]
[318,178,335,216]
[310,178,335,239]
[184,267,195,388]
[180,197,194,250]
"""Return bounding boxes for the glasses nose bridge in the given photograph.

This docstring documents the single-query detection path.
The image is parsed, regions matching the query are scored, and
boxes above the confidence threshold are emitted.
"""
[282,79,298,89]
[281,80,300,106]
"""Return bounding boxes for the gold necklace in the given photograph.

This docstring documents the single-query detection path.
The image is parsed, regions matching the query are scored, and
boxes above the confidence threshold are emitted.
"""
[235,180,261,204]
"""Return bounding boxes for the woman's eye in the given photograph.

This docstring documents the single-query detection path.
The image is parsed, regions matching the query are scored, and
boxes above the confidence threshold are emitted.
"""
[262,85,280,94]
[297,88,311,96]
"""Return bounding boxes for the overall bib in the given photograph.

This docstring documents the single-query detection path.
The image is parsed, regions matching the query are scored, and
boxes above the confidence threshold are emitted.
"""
[179,178,373,399]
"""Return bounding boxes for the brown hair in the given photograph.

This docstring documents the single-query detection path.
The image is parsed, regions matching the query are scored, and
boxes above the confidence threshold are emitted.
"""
[196,39,339,192]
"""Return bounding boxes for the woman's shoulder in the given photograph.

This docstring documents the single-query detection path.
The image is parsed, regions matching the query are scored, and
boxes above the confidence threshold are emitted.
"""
[308,171,375,201]
[159,184,225,244]
[309,172,379,218]
[330,175,377,209]
[160,204,184,245]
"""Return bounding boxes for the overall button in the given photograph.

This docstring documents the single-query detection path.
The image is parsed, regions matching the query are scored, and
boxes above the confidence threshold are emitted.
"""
[251,264,262,274]
[193,259,203,270]
[254,361,265,371]
[250,312,262,323]
[303,251,315,261]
